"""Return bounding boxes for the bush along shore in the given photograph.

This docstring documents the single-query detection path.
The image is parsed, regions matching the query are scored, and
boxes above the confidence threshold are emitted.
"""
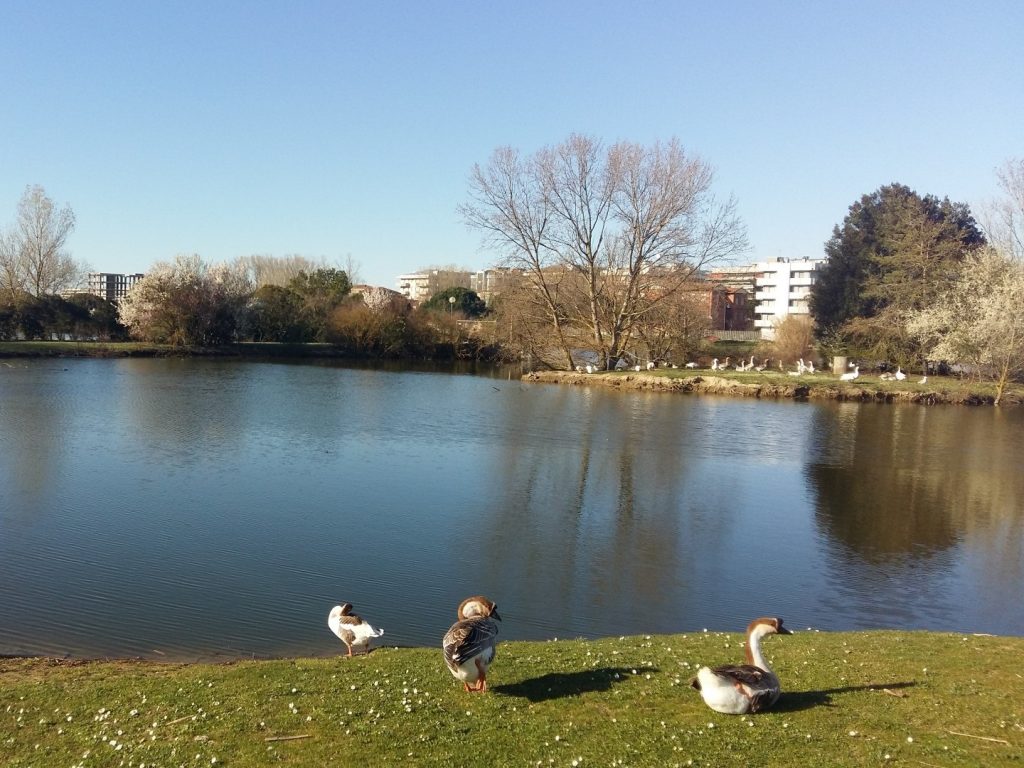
[2,631,1022,767]
[522,369,1024,406]
[0,339,503,362]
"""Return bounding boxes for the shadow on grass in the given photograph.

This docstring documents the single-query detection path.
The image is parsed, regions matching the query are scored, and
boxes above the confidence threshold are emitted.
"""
[774,681,917,712]
[493,667,651,702]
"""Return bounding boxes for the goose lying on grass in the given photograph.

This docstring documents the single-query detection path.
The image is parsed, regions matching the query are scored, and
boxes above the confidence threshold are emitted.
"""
[691,617,792,714]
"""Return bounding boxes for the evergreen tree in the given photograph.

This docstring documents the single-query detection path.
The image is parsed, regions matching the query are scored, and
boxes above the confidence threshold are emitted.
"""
[811,183,985,361]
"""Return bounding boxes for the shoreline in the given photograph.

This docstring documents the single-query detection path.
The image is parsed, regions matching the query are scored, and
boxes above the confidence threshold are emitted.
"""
[522,369,1024,405]
[1,626,1014,668]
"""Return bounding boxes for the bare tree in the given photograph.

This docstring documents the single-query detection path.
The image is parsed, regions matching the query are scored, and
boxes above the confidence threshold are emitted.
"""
[342,253,364,285]
[0,229,19,301]
[1,185,80,300]
[235,254,328,288]
[460,145,577,369]
[770,315,815,367]
[633,281,711,365]
[462,135,747,370]
[986,158,1024,261]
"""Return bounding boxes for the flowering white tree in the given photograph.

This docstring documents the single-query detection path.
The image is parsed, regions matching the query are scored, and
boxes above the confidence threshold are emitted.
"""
[119,254,253,345]
[359,285,407,314]
[907,247,1024,404]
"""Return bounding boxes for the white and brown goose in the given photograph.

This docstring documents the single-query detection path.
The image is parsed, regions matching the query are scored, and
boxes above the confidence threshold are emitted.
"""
[328,603,384,657]
[691,617,792,714]
[442,595,501,692]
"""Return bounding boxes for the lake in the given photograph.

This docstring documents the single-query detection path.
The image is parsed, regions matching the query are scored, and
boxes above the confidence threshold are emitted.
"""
[1,357,1021,660]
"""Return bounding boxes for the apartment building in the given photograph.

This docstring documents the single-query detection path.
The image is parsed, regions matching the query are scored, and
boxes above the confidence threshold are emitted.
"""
[396,269,472,303]
[752,258,825,338]
[86,272,145,302]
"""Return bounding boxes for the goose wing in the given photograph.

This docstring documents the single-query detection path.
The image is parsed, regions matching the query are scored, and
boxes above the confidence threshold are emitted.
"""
[443,617,498,668]
[711,664,780,712]
[710,664,771,687]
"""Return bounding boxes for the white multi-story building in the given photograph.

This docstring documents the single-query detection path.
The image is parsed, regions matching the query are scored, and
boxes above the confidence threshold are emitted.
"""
[396,270,471,303]
[752,258,825,339]
[86,272,145,302]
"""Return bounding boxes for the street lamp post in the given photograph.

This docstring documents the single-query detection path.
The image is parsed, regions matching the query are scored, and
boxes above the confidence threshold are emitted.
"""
[448,295,456,316]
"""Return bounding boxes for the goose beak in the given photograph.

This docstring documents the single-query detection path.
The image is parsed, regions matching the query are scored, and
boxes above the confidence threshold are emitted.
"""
[492,609,502,621]
[778,626,792,635]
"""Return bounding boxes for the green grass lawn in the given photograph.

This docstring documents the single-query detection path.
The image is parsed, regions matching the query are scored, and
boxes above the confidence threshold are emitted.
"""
[3,631,1021,767]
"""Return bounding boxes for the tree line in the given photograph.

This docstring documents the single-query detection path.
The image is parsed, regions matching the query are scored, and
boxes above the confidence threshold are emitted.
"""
[4,147,1023,397]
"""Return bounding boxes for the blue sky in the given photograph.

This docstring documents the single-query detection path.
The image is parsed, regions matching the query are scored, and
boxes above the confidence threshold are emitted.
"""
[2,1,1021,288]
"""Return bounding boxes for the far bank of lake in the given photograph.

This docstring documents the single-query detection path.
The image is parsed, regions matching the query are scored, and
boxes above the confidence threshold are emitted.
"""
[4,340,1021,405]
[523,369,1024,406]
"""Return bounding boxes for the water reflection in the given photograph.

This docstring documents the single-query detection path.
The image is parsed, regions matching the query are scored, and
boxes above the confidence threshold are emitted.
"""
[1,359,1022,660]
[805,403,1024,632]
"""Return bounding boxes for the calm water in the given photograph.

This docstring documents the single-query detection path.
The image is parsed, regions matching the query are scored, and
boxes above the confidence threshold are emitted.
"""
[1,358,1022,660]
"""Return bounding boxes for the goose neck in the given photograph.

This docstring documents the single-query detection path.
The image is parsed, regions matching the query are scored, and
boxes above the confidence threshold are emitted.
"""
[745,627,772,672]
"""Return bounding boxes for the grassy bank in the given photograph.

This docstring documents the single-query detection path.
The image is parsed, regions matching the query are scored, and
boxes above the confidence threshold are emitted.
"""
[525,369,1024,406]
[3,631,1021,767]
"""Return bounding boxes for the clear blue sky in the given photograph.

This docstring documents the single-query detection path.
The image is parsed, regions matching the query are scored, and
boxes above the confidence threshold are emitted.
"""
[2,1,1021,289]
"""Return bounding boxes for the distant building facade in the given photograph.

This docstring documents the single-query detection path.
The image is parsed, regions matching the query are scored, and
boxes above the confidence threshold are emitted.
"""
[87,272,144,302]
[396,270,471,303]
[751,258,825,338]
[470,267,523,305]
[396,257,826,338]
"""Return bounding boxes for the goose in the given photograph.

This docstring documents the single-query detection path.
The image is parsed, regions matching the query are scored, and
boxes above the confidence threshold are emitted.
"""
[710,358,720,371]
[840,365,859,382]
[633,364,641,372]
[443,595,501,692]
[894,366,907,381]
[585,364,595,374]
[685,361,698,369]
[918,375,928,384]
[691,617,792,714]
[647,360,656,370]
[806,360,816,373]
[754,358,768,372]
[328,603,384,657]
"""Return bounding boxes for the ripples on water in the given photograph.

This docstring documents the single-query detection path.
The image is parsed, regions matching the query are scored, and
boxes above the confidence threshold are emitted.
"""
[1,358,1022,660]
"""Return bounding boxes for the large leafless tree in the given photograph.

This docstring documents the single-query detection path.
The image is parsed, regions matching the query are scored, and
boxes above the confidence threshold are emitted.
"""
[986,158,1024,261]
[461,135,747,369]
[0,185,81,301]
